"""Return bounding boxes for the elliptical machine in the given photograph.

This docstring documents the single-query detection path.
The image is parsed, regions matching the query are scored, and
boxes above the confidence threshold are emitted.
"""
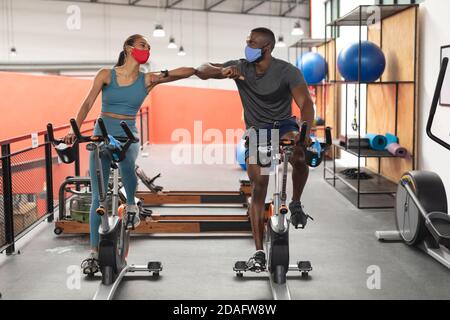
[51,118,162,300]
[376,57,450,268]
[234,121,332,300]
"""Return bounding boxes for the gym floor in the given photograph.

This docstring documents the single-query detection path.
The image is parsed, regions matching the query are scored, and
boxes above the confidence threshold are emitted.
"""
[1,145,449,300]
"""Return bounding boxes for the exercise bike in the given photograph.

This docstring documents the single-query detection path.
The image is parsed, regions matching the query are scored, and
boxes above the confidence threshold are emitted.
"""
[376,57,450,268]
[234,121,332,300]
[61,118,162,300]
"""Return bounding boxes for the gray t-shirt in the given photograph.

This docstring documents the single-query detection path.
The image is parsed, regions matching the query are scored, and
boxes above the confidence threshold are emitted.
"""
[223,58,306,129]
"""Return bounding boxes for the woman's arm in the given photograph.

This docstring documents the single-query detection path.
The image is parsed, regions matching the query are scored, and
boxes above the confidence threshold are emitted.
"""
[146,67,197,88]
[64,69,108,144]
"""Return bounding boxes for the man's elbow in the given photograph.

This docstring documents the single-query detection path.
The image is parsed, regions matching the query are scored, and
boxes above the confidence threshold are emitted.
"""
[195,64,211,80]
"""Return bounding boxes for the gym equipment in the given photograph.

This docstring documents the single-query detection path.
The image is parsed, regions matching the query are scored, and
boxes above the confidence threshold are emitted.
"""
[385,133,399,146]
[338,41,386,82]
[386,143,407,157]
[296,52,327,85]
[340,168,373,180]
[375,57,450,269]
[234,122,332,300]
[339,135,370,149]
[236,139,247,171]
[68,118,161,300]
[134,169,252,235]
[366,133,388,151]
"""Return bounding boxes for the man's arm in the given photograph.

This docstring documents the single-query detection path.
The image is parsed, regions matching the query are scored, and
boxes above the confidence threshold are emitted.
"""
[196,61,244,80]
[196,63,227,80]
[291,83,315,137]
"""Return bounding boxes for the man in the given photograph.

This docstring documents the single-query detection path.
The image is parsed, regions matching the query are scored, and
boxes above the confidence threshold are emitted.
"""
[196,27,315,271]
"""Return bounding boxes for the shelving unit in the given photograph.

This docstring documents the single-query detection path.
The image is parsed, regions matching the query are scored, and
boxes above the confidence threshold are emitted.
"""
[288,38,331,139]
[321,4,419,209]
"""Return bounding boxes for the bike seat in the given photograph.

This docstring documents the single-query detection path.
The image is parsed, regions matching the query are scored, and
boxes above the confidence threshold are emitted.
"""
[280,139,296,147]
[426,212,450,247]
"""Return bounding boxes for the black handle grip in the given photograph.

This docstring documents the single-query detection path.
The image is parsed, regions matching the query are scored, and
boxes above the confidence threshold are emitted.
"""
[70,119,83,140]
[299,122,308,145]
[120,121,139,142]
[426,57,450,151]
[47,123,57,144]
[325,127,332,147]
[97,118,109,140]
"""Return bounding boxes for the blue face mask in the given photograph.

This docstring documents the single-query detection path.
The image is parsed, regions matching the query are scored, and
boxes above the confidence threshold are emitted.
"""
[245,45,263,63]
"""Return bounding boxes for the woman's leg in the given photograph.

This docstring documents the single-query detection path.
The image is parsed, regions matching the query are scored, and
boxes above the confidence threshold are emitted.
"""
[88,149,113,251]
[118,142,140,206]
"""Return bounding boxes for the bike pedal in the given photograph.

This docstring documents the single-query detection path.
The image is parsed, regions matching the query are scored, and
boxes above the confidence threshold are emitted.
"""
[233,261,248,272]
[297,261,312,272]
[148,261,163,272]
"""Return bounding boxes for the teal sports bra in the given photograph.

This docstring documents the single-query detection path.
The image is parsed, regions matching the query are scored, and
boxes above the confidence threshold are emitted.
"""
[101,68,148,117]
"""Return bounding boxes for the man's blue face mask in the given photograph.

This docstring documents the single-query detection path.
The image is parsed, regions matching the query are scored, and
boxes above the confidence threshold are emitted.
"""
[245,45,263,63]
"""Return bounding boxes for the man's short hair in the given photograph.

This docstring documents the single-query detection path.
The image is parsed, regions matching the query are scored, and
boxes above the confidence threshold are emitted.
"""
[251,27,276,51]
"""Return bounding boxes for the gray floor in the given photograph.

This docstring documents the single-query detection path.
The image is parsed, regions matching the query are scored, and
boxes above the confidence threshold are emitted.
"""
[1,145,450,300]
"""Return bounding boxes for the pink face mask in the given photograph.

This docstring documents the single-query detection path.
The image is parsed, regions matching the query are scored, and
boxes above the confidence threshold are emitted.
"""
[130,47,150,64]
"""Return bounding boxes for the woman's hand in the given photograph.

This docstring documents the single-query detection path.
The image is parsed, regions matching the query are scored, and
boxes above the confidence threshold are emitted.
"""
[63,131,76,145]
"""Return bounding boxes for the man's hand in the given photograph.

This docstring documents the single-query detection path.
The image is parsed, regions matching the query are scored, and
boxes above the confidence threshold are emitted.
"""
[221,66,245,80]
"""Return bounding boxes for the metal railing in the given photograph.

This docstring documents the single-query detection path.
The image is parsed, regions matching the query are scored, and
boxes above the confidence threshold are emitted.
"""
[0,107,149,254]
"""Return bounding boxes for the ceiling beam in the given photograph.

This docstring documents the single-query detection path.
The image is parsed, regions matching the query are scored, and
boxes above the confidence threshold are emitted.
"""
[166,0,184,8]
[46,0,310,19]
[205,0,227,11]
[243,0,266,14]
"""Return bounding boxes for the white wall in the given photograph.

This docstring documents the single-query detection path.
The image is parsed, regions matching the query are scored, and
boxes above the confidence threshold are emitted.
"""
[0,0,310,90]
[418,0,450,208]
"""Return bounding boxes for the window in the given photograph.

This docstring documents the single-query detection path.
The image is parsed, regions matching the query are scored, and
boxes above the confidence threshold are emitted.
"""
[325,0,340,38]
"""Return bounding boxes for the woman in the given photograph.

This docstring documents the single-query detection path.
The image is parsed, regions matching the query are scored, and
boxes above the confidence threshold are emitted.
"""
[63,34,197,274]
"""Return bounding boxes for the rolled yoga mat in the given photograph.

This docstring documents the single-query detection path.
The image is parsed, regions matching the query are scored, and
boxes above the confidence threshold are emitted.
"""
[366,134,388,151]
[387,143,408,157]
[385,133,399,146]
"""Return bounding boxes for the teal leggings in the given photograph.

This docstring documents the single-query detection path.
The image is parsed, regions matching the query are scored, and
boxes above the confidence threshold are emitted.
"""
[89,115,140,247]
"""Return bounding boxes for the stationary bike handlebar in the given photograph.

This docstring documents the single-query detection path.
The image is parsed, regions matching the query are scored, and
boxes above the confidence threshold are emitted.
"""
[298,122,332,168]
[426,57,450,152]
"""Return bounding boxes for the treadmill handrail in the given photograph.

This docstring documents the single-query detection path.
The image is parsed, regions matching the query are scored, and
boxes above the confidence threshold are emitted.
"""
[426,57,450,151]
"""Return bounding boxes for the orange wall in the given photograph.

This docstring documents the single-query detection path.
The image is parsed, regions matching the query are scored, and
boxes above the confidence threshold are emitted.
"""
[1,72,301,149]
[149,85,245,144]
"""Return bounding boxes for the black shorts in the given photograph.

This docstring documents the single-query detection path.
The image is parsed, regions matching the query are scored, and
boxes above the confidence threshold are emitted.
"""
[245,117,300,166]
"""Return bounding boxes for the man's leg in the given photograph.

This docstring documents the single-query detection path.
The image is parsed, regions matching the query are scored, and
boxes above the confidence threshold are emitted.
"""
[282,131,311,229]
[246,162,270,251]
[282,131,309,202]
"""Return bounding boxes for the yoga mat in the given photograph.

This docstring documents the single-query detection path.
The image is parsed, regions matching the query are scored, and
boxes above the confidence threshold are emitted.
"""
[385,133,399,146]
[366,134,388,151]
[348,138,370,149]
[387,143,408,157]
[339,135,370,148]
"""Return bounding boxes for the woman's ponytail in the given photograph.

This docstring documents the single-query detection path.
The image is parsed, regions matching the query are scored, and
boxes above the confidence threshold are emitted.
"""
[116,51,126,67]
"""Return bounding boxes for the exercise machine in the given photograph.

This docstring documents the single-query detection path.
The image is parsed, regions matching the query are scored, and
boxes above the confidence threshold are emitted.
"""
[133,168,253,234]
[50,119,162,300]
[234,122,332,300]
[50,145,252,235]
[375,57,450,268]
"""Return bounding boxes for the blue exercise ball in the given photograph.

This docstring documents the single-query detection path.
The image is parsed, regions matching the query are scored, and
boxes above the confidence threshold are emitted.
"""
[337,41,386,82]
[296,52,327,85]
[236,139,247,171]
